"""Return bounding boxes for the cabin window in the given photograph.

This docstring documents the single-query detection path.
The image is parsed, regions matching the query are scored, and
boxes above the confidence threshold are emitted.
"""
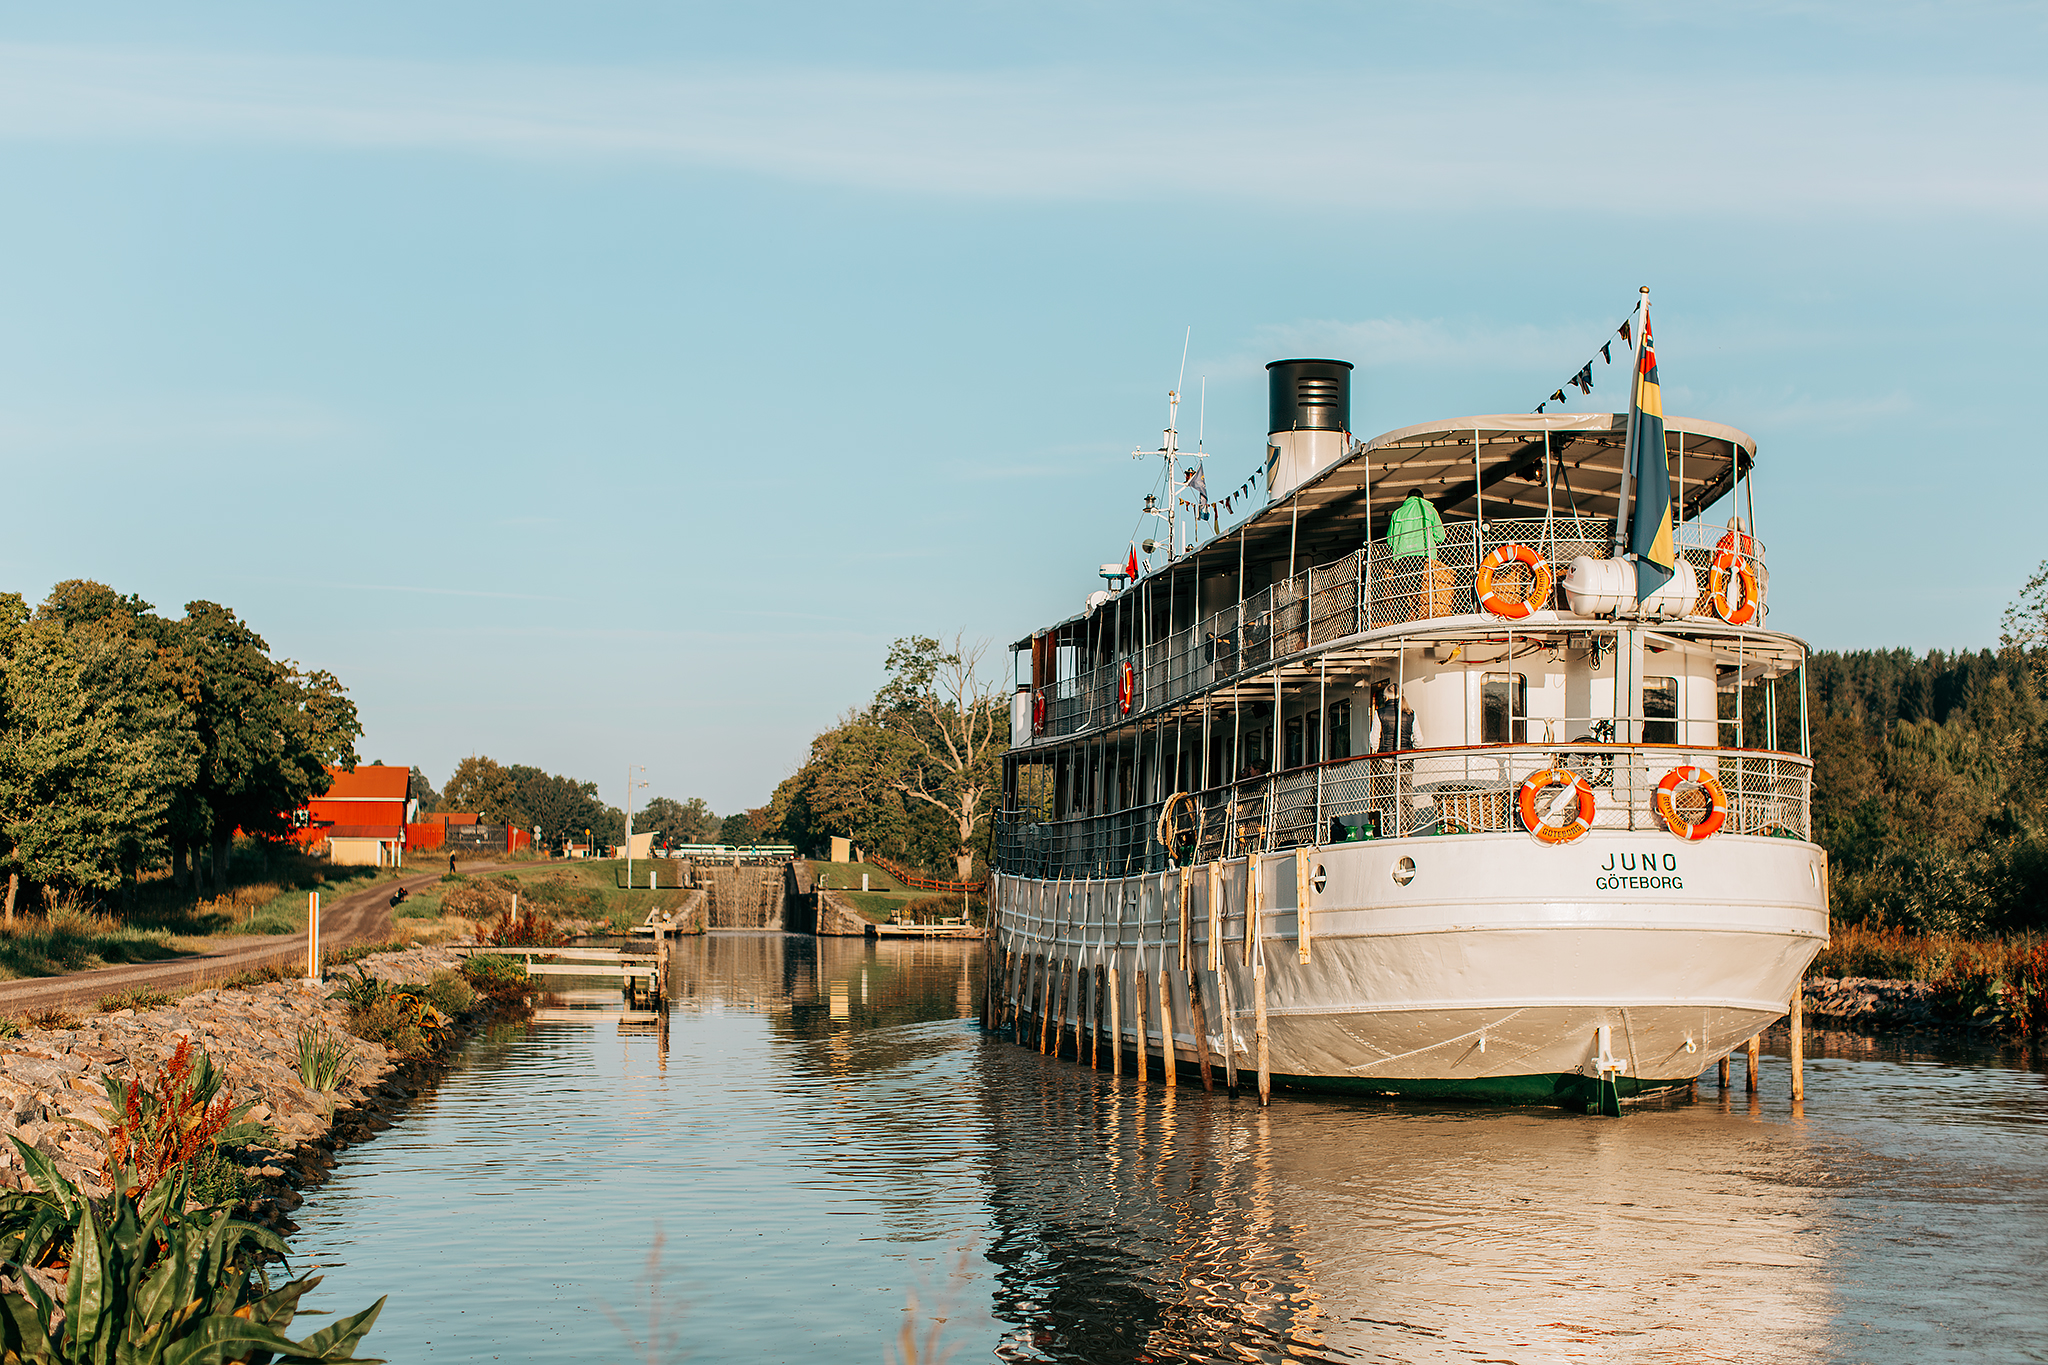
[1284,711,1323,769]
[1330,700,1351,760]
[1643,676,1678,744]
[1482,673,1526,744]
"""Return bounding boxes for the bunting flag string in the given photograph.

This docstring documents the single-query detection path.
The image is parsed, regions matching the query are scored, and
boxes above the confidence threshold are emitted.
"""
[1533,300,1643,414]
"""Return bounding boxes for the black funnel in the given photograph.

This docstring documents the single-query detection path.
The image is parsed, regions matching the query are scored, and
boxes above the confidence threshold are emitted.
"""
[1266,359,1353,433]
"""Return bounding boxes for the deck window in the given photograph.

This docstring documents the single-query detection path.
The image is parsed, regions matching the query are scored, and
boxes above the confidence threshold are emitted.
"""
[1481,673,1526,744]
[1644,676,1678,744]
[1330,699,1351,760]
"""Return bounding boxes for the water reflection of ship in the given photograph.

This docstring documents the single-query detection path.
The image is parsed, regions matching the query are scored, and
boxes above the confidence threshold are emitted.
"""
[981,1043,1833,1363]
[981,1060,1339,1365]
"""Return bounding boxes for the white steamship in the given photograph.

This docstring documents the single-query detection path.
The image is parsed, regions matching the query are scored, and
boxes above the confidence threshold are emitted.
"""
[987,321,1827,1106]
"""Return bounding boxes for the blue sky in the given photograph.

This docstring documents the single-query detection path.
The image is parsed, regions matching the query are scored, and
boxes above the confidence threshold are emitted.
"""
[1,2,2042,815]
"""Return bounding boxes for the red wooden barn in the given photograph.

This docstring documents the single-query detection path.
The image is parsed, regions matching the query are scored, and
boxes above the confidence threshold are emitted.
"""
[293,765,414,866]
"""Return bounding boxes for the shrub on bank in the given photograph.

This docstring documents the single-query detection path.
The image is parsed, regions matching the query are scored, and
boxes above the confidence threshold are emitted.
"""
[1811,924,2048,1036]
[459,953,537,1007]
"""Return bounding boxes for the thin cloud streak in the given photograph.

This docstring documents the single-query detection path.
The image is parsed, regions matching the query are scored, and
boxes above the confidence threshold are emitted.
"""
[0,44,2039,214]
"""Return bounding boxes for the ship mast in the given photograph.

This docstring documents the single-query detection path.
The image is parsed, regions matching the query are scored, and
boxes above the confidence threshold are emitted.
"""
[1133,386,1182,571]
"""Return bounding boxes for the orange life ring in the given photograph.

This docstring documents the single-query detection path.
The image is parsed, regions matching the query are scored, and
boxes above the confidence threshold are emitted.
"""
[1655,765,1728,840]
[1117,661,1135,714]
[1518,768,1594,844]
[1709,548,1759,624]
[1476,543,1553,620]
[1031,689,1048,735]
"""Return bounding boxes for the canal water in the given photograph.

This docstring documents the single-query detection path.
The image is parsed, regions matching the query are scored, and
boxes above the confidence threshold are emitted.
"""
[295,935,2048,1363]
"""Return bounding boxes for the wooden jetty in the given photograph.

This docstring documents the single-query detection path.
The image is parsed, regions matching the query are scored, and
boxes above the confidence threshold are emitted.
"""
[454,930,676,1015]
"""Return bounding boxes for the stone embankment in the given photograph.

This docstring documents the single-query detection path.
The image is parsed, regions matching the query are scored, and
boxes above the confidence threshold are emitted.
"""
[1801,976,1940,1033]
[0,944,467,1222]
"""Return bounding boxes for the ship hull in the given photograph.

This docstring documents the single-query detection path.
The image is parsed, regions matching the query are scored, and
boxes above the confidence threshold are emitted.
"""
[989,830,1828,1106]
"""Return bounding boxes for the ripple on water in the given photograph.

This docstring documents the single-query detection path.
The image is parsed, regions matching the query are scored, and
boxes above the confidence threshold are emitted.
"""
[293,936,2048,1364]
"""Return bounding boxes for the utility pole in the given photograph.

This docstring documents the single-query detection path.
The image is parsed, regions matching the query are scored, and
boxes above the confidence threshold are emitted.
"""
[624,764,647,891]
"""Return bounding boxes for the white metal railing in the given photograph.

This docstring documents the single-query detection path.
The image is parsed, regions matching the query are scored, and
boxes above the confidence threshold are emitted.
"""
[1031,516,1768,741]
[994,742,1810,878]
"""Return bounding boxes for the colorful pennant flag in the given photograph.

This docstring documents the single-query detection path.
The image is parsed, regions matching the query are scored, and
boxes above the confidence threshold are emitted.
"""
[1624,319,1674,602]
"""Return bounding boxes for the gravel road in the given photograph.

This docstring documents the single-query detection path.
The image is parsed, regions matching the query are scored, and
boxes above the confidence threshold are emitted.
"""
[0,864,513,1015]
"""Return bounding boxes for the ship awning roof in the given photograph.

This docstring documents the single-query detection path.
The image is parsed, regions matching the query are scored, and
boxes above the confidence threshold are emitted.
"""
[1013,410,1756,650]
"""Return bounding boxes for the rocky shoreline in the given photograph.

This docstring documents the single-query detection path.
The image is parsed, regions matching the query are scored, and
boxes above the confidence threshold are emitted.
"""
[1800,975,1944,1034]
[0,943,474,1230]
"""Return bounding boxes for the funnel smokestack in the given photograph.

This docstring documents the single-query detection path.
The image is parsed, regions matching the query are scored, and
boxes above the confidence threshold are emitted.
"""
[1264,358,1353,499]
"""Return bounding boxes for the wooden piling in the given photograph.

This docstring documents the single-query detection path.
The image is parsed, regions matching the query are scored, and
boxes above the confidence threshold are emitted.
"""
[1056,961,1073,1055]
[1221,963,1239,1093]
[1096,964,1109,1068]
[1189,969,1213,1091]
[1158,966,1176,1088]
[1746,1034,1760,1092]
[1207,862,1222,972]
[1295,850,1314,965]
[1108,964,1122,1078]
[1718,1054,1731,1088]
[1039,956,1055,1054]
[1254,961,1270,1106]
[1790,985,1805,1103]
[1132,951,1150,1080]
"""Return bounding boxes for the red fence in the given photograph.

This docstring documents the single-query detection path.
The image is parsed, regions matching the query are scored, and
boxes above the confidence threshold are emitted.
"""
[867,852,986,895]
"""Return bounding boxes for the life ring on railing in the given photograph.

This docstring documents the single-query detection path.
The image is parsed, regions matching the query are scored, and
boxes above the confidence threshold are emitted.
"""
[1655,765,1728,840]
[1155,791,1203,861]
[1709,549,1759,624]
[1475,543,1553,620]
[1031,689,1047,735]
[1518,768,1594,845]
[1117,661,1135,714]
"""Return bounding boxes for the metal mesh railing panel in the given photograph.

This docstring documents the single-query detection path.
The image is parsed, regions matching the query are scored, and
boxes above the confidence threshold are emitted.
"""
[995,743,1810,876]
[1029,517,1770,742]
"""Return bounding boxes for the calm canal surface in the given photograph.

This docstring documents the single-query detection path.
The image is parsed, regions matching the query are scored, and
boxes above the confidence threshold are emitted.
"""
[295,934,2048,1363]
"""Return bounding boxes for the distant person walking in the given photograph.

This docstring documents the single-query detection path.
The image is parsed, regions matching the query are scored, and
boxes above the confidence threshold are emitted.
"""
[448,852,457,875]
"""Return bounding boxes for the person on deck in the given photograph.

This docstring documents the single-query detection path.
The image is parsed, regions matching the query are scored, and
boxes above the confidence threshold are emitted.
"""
[1369,683,1425,834]
[1383,489,1449,620]
[1385,489,1446,560]
[1369,682,1423,752]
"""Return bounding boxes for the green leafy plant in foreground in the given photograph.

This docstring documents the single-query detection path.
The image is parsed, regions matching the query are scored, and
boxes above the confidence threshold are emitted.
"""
[295,1025,352,1094]
[0,1139,384,1363]
[333,969,454,1059]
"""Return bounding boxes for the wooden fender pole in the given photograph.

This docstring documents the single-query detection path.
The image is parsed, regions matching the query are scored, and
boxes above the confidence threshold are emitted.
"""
[1132,946,1150,1080]
[1158,964,1177,1088]
[1254,954,1271,1106]
[1295,849,1314,965]
[1718,1053,1731,1088]
[1059,959,1075,1060]
[1039,955,1055,1054]
[1108,963,1122,1078]
[1746,1033,1760,1092]
[1207,861,1222,972]
[1790,984,1805,1104]
[1221,959,1239,1094]
[1189,968,1213,1091]
[1177,866,1192,972]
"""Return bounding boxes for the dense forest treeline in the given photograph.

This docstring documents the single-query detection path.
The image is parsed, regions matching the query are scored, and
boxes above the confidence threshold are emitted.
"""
[0,580,361,913]
[1808,644,2046,934]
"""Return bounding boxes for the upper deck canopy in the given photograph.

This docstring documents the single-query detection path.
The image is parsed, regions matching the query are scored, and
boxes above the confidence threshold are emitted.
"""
[1015,410,1756,649]
[1252,410,1754,574]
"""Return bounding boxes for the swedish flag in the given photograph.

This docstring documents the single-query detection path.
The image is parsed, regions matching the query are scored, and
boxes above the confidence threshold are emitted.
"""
[1626,320,1674,600]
